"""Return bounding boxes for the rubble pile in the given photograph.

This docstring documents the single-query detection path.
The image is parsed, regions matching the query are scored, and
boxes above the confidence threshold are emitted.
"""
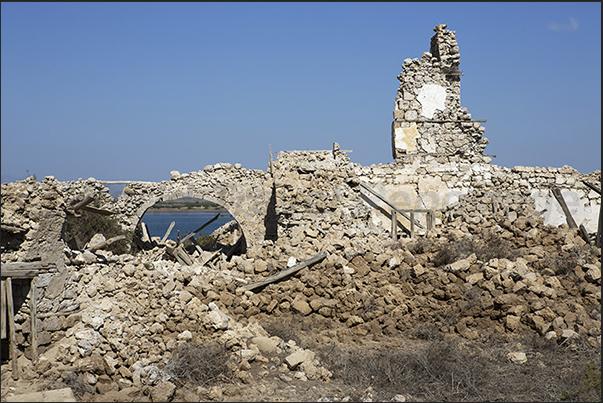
[1,172,600,401]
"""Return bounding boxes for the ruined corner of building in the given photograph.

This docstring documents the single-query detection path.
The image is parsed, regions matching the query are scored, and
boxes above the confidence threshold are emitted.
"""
[391,23,489,166]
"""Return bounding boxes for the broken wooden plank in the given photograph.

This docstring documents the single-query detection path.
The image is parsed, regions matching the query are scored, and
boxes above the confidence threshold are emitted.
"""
[1,224,26,233]
[87,235,127,252]
[551,187,577,229]
[201,250,221,267]
[226,232,245,260]
[141,222,150,243]
[31,277,38,364]
[583,180,601,195]
[80,205,115,216]
[166,244,194,266]
[72,194,94,211]
[6,278,18,379]
[179,213,221,245]
[162,221,176,243]
[579,224,592,246]
[241,251,327,292]
[391,210,397,241]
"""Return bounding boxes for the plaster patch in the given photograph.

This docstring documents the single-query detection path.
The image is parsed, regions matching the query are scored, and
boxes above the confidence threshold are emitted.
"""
[531,189,598,232]
[394,123,420,152]
[417,84,446,119]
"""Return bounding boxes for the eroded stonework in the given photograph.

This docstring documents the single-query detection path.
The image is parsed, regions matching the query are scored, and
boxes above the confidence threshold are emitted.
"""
[392,23,488,165]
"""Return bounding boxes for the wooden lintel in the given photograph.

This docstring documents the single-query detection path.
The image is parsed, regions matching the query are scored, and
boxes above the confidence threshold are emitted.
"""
[583,181,601,195]
[1,262,54,279]
[1,224,26,233]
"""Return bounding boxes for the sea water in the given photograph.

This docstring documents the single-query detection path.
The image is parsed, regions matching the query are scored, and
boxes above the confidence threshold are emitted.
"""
[141,211,234,241]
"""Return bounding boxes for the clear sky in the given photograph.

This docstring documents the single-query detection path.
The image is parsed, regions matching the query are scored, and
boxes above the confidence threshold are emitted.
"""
[1,2,601,183]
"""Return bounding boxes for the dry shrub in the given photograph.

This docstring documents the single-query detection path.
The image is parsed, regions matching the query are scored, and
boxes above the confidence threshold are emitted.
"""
[62,210,136,254]
[61,371,95,398]
[319,337,490,401]
[406,237,433,255]
[409,323,444,341]
[318,332,601,402]
[433,234,515,267]
[262,313,328,349]
[163,342,231,386]
[533,243,597,277]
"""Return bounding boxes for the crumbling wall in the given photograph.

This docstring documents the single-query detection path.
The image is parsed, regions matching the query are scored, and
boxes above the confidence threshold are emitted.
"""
[106,164,272,248]
[392,23,488,165]
[270,147,376,241]
[357,161,600,235]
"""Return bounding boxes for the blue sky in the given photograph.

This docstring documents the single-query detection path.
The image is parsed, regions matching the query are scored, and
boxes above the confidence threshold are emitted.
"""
[1,2,601,183]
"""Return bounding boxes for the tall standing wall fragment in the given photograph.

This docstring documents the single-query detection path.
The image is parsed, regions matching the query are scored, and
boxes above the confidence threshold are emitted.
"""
[392,23,489,165]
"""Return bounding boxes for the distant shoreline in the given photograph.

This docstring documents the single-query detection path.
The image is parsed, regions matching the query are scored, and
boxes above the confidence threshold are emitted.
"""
[147,208,229,213]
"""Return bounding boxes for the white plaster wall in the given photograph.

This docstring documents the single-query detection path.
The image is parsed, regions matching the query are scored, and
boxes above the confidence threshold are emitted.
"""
[417,84,446,119]
[531,189,599,232]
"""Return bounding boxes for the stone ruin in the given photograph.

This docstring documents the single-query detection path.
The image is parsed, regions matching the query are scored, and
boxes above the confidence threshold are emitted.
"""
[391,23,489,166]
[0,24,600,402]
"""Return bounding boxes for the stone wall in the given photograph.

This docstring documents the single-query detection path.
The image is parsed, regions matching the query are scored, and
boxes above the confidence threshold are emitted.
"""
[356,161,600,235]
[391,23,488,165]
[270,146,376,241]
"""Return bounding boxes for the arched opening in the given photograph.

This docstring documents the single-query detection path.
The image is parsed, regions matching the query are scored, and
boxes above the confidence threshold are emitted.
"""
[137,196,246,264]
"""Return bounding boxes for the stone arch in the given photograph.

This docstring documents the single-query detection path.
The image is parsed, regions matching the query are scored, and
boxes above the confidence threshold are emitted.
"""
[133,188,240,242]
[112,167,273,248]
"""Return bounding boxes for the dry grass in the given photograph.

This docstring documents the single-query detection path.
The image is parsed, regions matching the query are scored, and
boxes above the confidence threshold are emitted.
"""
[62,210,136,254]
[317,331,601,402]
[60,371,95,399]
[432,234,516,267]
[163,342,232,387]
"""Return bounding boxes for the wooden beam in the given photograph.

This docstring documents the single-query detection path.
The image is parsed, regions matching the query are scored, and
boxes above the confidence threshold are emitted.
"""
[579,224,592,246]
[162,221,176,243]
[360,183,426,229]
[1,224,26,233]
[241,251,327,292]
[87,235,127,252]
[551,187,577,229]
[179,213,221,245]
[30,277,38,364]
[6,278,19,379]
[80,205,115,216]
[583,181,601,195]
[141,222,150,243]
[1,262,54,279]
[226,232,245,261]
[166,244,194,266]
[72,194,94,211]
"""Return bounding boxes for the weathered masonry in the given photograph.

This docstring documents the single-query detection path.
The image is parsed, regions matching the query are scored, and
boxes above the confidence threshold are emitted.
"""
[0,24,600,380]
[391,23,489,166]
[359,24,600,236]
[1,24,600,262]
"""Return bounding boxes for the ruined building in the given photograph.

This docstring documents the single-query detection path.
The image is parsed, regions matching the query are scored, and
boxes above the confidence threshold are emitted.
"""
[0,24,600,400]
[392,23,489,165]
